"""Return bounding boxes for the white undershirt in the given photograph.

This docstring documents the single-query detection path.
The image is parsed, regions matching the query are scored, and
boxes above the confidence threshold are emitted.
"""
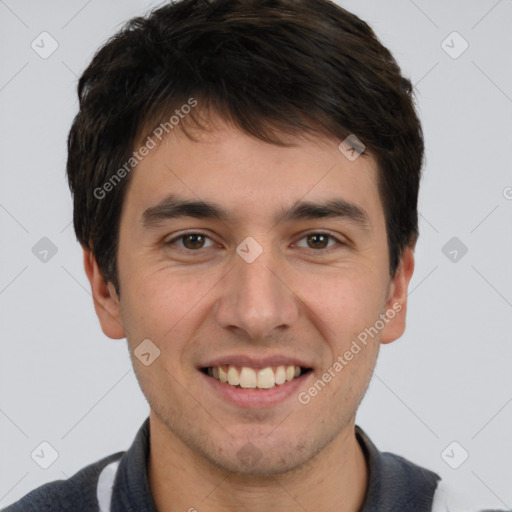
[96,460,120,512]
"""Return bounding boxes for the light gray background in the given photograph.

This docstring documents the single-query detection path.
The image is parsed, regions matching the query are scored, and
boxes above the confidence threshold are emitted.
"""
[1,0,511,509]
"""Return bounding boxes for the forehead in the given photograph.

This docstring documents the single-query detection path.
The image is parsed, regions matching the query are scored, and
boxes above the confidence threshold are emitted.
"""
[123,118,383,229]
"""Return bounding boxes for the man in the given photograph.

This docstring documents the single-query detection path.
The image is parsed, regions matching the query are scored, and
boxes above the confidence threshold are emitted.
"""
[4,0,508,511]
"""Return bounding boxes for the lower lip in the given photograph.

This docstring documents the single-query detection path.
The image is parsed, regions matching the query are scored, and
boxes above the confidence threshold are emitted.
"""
[201,370,312,408]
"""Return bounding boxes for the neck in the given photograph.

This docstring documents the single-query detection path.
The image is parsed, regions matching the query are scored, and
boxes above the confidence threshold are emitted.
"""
[148,412,369,512]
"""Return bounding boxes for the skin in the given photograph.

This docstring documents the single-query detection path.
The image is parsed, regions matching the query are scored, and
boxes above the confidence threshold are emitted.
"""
[84,114,415,512]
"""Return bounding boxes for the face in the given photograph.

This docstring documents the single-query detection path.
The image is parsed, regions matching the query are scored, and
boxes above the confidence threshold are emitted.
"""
[86,115,414,476]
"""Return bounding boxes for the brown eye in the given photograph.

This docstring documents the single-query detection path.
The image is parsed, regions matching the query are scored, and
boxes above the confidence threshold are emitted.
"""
[306,233,329,249]
[295,232,341,250]
[166,233,215,251]
[181,234,206,249]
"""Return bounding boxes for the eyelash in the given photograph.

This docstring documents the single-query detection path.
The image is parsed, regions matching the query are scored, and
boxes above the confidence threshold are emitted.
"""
[165,231,346,254]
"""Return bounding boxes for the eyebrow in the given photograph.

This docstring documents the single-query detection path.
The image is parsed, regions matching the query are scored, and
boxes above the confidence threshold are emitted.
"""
[141,194,371,231]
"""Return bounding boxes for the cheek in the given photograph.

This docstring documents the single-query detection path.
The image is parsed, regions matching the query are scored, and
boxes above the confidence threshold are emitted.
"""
[298,266,388,339]
[120,268,219,356]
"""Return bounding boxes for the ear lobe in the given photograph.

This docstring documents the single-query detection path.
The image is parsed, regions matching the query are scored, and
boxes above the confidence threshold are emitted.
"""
[83,247,125,339]
[379,245,415,345]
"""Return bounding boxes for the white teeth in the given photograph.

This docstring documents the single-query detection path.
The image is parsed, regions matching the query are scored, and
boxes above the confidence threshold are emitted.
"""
[275,366,286,385]
[227,366,240,386]
[208,364,305,389]
[218,366,228,383]
[239,367,257,388]
[257,367,275,389]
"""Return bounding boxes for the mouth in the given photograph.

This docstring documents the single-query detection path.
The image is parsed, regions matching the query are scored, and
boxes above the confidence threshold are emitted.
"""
[200,365,313,390]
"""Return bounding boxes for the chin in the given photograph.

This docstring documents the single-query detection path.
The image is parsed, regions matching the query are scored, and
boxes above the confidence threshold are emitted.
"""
[209,448,311,477]
[201,432,324,478]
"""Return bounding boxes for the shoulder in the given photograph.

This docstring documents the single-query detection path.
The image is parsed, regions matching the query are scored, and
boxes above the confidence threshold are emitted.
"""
[380,450,439,482]
[431,478,511,512]
[380,454,510,512]
[2,451,124,512]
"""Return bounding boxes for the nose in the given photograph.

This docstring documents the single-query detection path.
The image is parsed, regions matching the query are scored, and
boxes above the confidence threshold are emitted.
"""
[214,241,300,341]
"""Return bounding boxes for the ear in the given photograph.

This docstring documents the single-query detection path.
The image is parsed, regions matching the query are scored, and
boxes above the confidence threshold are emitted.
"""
[379,243,416,345]
[83,247,125,339]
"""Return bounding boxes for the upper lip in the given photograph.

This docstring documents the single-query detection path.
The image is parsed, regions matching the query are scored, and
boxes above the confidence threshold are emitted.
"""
[200,355,313,370]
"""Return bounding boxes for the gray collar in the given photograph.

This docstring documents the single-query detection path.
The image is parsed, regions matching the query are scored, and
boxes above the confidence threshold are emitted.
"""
[107,418,440,511]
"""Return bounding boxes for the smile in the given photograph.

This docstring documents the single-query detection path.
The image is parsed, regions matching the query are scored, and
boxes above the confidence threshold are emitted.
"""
[202,365,312,390]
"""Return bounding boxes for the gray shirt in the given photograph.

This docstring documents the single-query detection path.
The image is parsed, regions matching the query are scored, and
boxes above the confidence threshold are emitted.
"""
[3,418,507,511]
